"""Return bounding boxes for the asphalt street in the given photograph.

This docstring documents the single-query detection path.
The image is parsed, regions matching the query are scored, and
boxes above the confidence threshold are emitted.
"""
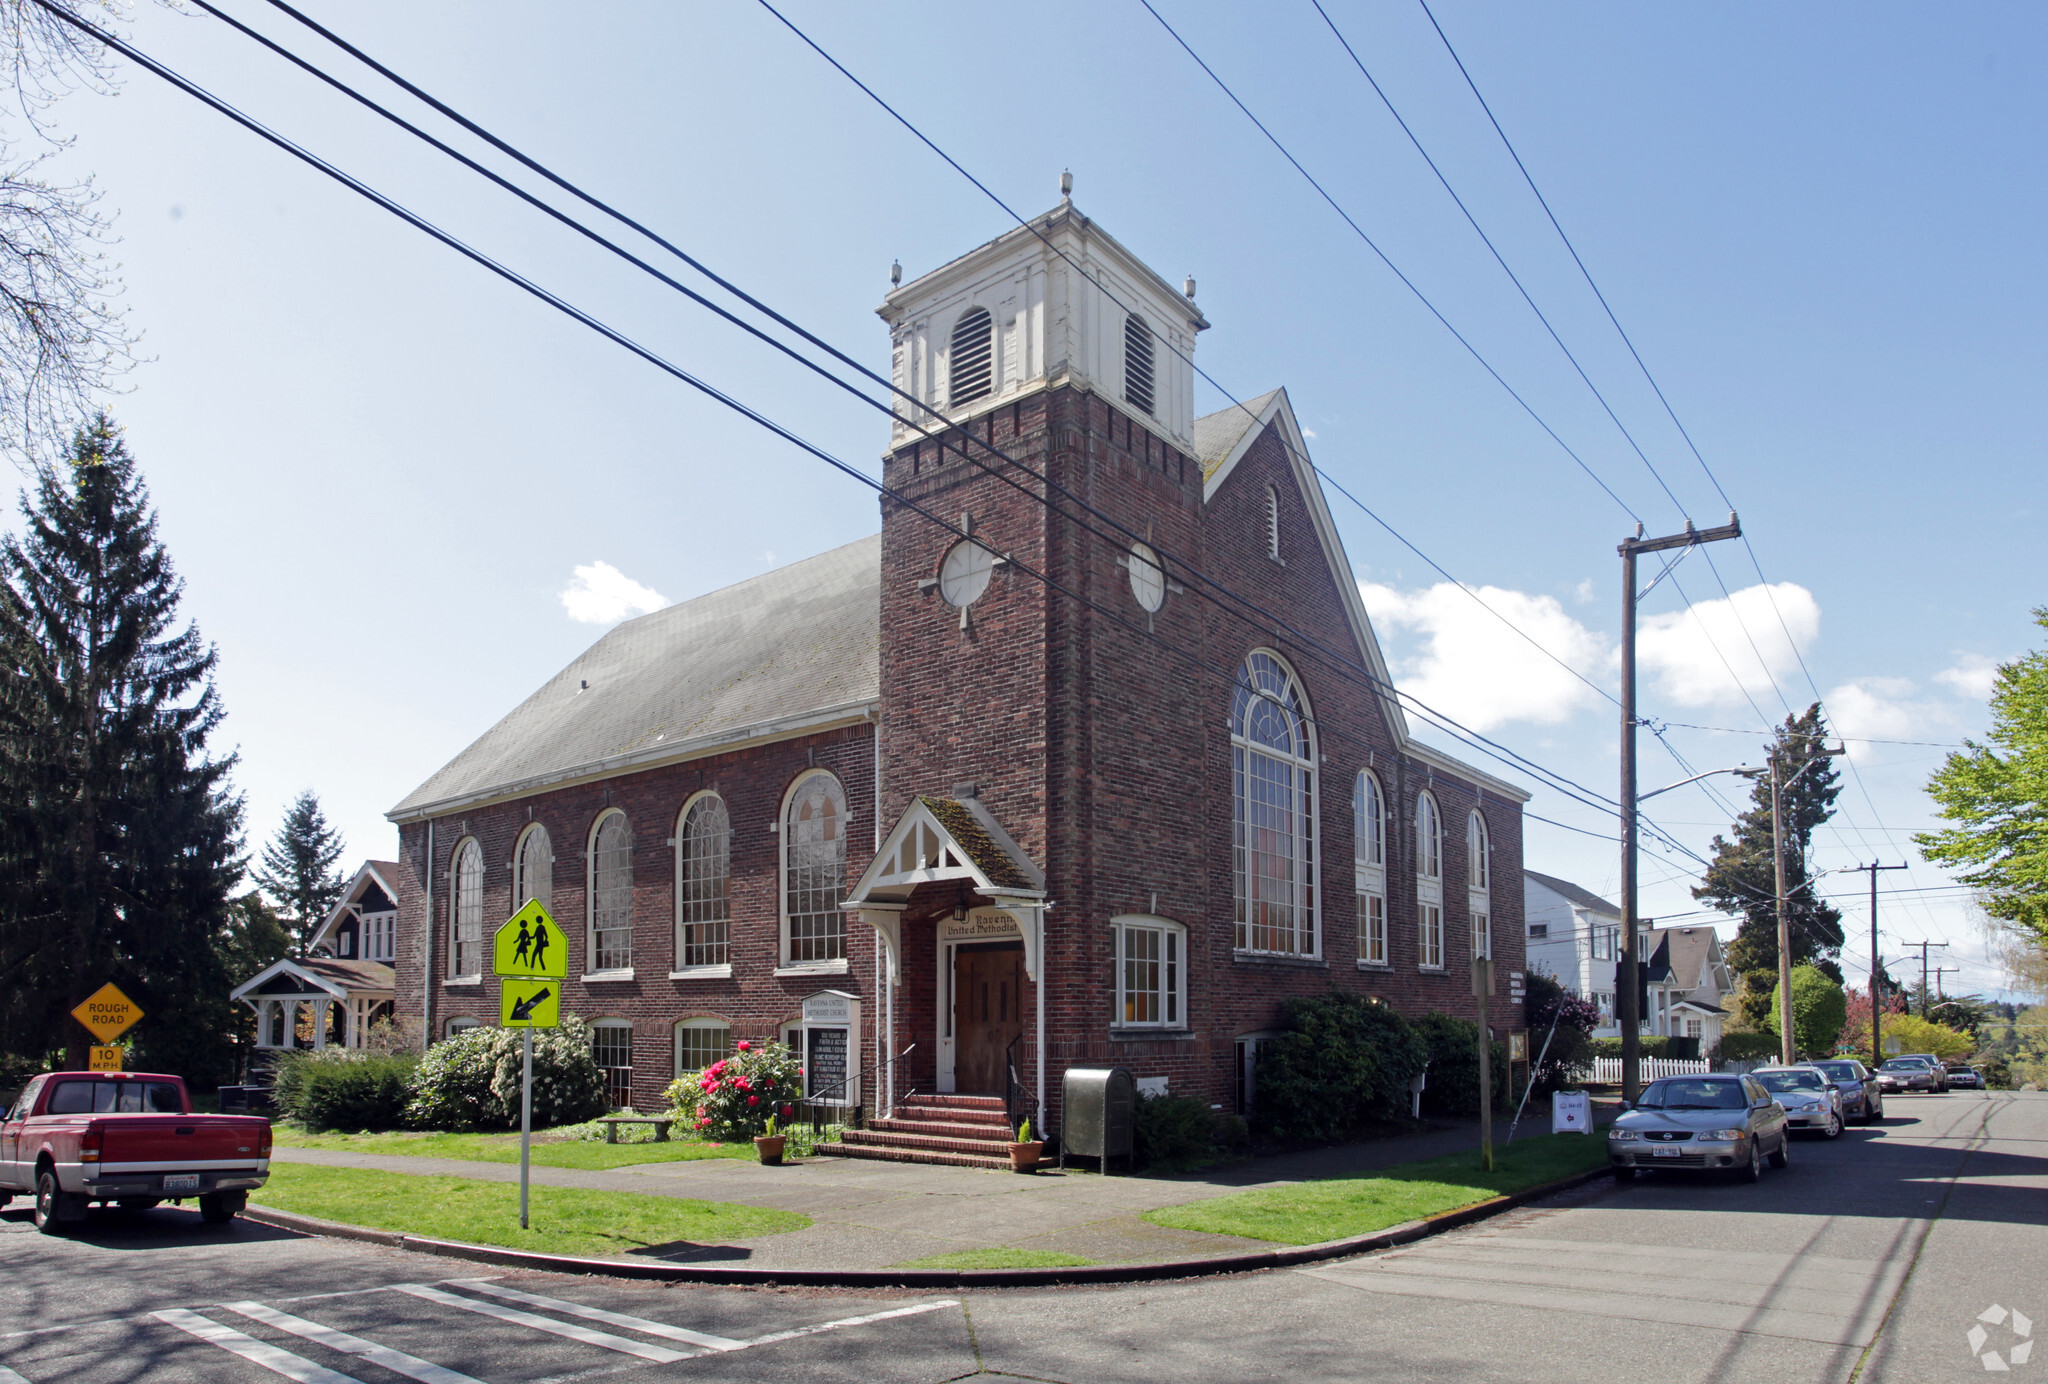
[1,1090,2040,1383]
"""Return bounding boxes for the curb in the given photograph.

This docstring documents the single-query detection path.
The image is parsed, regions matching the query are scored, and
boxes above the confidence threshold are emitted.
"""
[240,1162,1616,1290]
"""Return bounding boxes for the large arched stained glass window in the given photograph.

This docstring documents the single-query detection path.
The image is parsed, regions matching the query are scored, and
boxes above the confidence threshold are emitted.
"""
[589,810,633,973]
[785,772,848,964]
[676,794,731,969]
[1232,651,1317,957]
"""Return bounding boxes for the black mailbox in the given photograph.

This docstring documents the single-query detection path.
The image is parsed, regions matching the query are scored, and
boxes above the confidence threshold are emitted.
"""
[1060,1066,1137,1173]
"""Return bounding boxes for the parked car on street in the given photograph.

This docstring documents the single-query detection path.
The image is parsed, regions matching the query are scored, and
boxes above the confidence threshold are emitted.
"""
[1805,1059,1884,1123]
[1609,1072,1792,1183]
[1898,1054,1951,1092]
[1877,1058,1940,1093]
[0,1071,271,1233]
[1945,1064,1984,1090]
[1752,1067,1846,1138]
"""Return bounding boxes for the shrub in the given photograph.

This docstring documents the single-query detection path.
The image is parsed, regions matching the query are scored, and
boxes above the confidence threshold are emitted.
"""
[1414,1012,1509,1118]
[1521,971,1598,1094]
[273,1049,417,1130]
[1762,965,1849,1058]
[1590,1035,1700,1060]
[403,1015,610,1132]
[1253,992,1428,1142]
[1133,1092,1220,1172]
[687,1040,802,1141]
[1712,1030,1783,1063]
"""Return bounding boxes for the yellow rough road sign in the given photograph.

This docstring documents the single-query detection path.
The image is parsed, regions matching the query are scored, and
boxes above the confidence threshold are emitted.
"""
[499,979,560,1028]
[89,1046,123,1072]
[494,900,567,979]
[72,983,143,1043]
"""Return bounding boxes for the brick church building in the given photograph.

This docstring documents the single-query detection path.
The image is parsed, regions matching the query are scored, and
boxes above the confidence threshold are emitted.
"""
[382,196,1528,1144]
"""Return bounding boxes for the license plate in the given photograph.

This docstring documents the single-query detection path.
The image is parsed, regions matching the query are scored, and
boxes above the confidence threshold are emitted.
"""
[1652,1146,1684,1158]
[162,1174,200,1193]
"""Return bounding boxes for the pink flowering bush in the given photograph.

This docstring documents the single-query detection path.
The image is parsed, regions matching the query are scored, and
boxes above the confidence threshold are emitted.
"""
[669,1039,804,1141]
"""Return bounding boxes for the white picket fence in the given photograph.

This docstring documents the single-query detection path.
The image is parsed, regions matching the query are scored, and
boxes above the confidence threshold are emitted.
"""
[1593,1056,1710,1084]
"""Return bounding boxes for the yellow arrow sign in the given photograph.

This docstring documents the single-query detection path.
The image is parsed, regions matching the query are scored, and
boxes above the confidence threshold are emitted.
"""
[89,1046,124,1072]
[499,978,560,1028]
[72,983,143,1044]
[494,900,568,979]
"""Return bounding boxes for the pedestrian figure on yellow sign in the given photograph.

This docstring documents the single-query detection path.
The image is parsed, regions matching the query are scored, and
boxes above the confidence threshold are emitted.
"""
[512,920,534,970]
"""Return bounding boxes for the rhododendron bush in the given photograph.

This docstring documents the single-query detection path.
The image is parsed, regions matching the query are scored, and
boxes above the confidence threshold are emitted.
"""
[671,1039,802,1141]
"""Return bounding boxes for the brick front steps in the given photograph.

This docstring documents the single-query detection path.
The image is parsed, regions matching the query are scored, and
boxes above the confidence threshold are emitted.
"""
[814,1092,1044,1171]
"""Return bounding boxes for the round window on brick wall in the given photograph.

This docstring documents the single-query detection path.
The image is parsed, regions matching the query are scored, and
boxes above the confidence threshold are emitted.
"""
[938,540,995,608]
[1128,541,1165,613]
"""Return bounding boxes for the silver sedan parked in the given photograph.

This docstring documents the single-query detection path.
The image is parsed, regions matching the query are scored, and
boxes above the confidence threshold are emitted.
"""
[1609,1073,1792,1183]
[1806,1058,1883,1123]
[1752,1066,1846,1137]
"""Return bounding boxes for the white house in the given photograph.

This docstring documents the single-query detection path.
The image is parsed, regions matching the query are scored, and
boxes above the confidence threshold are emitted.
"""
[1524,871,1733,1048]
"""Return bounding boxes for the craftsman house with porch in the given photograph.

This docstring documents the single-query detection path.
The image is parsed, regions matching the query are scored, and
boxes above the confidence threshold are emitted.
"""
[378,195,1528,1163]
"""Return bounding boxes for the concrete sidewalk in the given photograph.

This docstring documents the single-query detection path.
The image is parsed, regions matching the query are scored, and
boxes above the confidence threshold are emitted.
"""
[269,1099,1607,1271]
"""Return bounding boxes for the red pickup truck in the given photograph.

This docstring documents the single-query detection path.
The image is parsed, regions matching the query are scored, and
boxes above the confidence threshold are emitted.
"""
[0,1071,271,1232]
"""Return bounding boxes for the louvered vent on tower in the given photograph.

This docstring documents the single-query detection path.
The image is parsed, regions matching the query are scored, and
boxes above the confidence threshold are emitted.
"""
[1123,314,1156,416]
[948,307,994,408]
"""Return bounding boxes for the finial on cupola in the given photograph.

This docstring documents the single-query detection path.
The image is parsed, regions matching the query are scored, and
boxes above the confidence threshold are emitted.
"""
[1060,168,1073,199]
[890,259,902,287]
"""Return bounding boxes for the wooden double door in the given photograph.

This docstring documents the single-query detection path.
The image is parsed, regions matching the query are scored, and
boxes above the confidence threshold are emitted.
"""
[953,941,1025,1095]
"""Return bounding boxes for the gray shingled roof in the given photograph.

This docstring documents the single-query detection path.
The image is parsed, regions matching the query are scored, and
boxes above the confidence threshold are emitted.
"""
[1525,869,1620,918]
[391,536,881,818]
[1194,389,1284,482]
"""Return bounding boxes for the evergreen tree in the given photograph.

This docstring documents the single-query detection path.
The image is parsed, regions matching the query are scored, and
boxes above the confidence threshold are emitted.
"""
[0,414,243,1075]
[1694,705,1846,1007]
[253,790,347,952]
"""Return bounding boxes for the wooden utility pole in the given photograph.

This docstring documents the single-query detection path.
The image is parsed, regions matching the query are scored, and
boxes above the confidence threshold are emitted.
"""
[1764,740,1843,1064]
[1619,516,1740,1104]
[1847,862,1906,1069]
[1904,940,1950,1017]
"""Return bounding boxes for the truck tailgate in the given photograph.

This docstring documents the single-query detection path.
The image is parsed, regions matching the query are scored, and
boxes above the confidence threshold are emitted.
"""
[98,1116,266,1170]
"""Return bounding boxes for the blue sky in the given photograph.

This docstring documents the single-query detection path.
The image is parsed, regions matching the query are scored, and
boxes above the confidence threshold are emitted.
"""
[29,1,2046,997]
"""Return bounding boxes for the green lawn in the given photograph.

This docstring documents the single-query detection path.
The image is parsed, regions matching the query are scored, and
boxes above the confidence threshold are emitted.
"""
[891,1248,1098,1270]
[1144,1131,1610,1246]
[272,1126,753,1170]
[250,1163,807,1258]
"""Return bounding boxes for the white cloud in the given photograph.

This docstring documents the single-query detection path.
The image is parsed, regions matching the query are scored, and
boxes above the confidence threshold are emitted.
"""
[1359,580,1608,730]
[559,561,667,625]
[1573,578,1597,605]
[1636,582,1819,708]
[1824,677,1950,760]
[1935,654,2000,701]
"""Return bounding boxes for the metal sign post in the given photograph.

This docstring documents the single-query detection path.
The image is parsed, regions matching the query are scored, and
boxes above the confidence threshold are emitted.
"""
[495,900,565,1234]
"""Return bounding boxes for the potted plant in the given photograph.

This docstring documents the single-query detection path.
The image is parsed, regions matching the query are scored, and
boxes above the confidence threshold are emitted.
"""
[754,1114,786,1166]
[1007,1117,1043,1173]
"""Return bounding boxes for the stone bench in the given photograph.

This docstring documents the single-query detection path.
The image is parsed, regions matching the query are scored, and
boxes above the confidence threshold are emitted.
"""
[596,1116,672,1144]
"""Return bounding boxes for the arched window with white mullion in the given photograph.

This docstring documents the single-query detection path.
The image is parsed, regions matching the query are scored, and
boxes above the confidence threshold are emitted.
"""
[449,838,484,978]
[1232,650,1318,958]
[588,809,634,974]
[514,823,553,915]
[783,771,848,965]
[1468,809,1491,961]
[676,793,731,970]
[1354,770,1387,966]
[1416,791,1444,970]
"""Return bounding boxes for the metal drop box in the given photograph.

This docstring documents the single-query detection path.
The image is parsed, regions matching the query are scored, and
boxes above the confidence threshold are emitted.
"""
[1060,1066,1137,1173]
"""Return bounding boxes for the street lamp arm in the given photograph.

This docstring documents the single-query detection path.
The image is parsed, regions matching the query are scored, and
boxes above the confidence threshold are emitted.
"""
[1639,766,1757,802]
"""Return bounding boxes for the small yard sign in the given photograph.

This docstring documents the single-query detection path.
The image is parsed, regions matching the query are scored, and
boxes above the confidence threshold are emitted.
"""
[89,1046,124,1072]
[494,901,567,979]
[72,983,143,1044]
[1553,1090,1592,1135]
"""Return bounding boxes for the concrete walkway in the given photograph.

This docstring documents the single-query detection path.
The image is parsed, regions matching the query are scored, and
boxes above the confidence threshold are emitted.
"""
[269,1099,1604,1271]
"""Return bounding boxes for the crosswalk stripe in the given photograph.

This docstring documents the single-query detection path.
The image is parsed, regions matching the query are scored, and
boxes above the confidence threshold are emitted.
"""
[152,1310,362,1384]
[446,1280,745,1351]
[388,1285,689,1364]
[223,1302,487,1384]
[745,1299,962,1348]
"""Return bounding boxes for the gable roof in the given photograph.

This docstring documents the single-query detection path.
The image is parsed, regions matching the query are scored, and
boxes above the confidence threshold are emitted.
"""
[391,536,881,821]
[230,956,394,1003]
[1524,870,1621,918]
[1197,389,1530,804]
[1658,926,1729,998]
[309,860,403,954]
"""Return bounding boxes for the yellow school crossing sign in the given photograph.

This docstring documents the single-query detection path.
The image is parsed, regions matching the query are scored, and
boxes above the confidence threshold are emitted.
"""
[494,900,567,980]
